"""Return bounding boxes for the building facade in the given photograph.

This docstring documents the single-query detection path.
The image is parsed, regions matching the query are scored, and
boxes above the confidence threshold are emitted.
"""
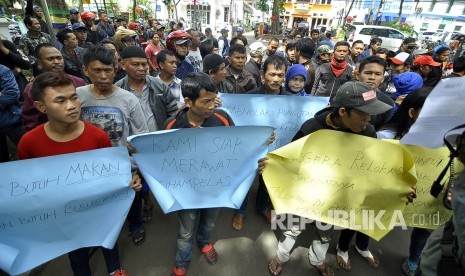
[282,0,334,29]
[332,0,465,34]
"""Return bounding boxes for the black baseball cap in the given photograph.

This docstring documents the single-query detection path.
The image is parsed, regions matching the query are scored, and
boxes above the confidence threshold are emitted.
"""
[331,81,393,115]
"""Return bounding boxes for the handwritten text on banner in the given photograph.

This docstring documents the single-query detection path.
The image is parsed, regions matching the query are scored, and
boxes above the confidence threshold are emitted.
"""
[130,126,273,213]
[0,147,133,275]
[263,130,417,241]
[390,141,454,229]
[219,93,329,149]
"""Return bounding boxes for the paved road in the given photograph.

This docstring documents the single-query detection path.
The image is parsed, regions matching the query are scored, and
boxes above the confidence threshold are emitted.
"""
[35,175,412,276]
[33,31,412,276]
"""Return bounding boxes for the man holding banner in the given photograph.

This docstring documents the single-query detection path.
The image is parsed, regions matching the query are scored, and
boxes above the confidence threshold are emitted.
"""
[267,81,393,276]
[17,71,141,276]
[166,72,234,276]
[233,55,289,231]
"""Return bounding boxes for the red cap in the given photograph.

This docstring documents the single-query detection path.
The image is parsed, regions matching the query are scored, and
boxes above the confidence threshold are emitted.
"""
[414,55,441,67]
[128,22,138,30]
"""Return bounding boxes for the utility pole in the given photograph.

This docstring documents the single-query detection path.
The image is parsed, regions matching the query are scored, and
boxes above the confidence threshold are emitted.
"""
[155,0,158,19]
[342,0,356,28]
[39,0,55,44]
[375,0,386,25]
[194,0,198,30]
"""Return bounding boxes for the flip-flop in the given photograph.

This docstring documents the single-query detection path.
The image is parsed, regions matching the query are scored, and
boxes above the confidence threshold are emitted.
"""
[232,213,244,231]
[401,258,417,276]
[131,228,146,246]
[312,263,335,276]
[354,245,380,268]
[336,247,351,271]
[268,256,284,276]
[141,205,153,223]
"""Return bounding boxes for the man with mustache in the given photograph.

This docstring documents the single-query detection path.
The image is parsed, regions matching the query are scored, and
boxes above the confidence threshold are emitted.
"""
[22,44,87,131]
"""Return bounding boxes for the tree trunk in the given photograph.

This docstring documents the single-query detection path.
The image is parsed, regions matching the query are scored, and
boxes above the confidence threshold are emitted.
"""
[397,0,405,23]
[271,0,279,34]
[132,0,136,22]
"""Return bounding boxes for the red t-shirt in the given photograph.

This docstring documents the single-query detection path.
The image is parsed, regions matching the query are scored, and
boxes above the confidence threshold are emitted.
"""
[17,121,112,160]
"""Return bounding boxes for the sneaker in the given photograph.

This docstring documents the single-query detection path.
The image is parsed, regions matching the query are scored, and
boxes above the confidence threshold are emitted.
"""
[172,266,187,276]
[201,243,218,265]
[110,269,128,276]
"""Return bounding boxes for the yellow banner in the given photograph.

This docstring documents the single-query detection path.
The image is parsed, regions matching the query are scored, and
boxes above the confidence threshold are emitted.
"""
[389,141,453,229]
[263,130,417,241]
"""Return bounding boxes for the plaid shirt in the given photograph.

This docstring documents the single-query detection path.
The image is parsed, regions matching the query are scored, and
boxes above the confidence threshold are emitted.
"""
[18,31,52,64]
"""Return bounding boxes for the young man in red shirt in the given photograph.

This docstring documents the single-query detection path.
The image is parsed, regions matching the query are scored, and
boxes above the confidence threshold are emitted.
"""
[17,71,141,276]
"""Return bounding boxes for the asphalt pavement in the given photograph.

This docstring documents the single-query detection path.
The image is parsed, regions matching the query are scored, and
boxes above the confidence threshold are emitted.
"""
[27,32,411,276]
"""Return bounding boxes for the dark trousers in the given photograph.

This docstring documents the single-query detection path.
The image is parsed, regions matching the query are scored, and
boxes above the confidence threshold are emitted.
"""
[127,191,144,234]
[409,227,431,262]
[338,229,370,252]
[0,124,26,162]
[68,245,120,275]
[236,174,271,216]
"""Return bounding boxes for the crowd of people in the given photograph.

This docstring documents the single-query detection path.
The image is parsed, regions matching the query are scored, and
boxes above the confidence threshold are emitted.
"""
[1,4,465,276]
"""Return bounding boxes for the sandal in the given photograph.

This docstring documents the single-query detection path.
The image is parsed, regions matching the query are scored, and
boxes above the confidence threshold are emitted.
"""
[354,245,379,268]
[131,228,145,246]
[336,246,351,271]
[232,213,244,231]
[141,205,153,223]
[401,258,418,276]
[312,263,335,276]
[268,256,284,276]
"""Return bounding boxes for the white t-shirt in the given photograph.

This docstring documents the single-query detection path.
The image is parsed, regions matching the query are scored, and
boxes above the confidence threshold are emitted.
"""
[186,48,203,72]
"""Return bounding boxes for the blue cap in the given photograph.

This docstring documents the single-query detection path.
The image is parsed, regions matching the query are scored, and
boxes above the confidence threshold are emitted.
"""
[70,8,79,14]
[33,5,42,12]
[72,23,87,31]
[237,26,244,32]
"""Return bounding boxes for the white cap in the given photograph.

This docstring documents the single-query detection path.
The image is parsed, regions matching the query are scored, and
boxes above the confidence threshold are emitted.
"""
[249,42,266,57]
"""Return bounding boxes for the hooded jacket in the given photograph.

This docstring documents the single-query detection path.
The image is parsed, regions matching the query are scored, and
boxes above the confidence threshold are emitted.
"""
[285,64,308,96]
[392,72,423,99]
[293,107,376,142]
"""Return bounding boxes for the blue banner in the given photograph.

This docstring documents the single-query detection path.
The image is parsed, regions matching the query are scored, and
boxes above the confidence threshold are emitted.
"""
[129,126,273,213]
[0,147,133,275]
[219,93,329,149]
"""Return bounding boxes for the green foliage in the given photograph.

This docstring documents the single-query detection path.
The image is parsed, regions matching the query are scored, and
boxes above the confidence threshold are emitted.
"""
[387,21,418,38]
[0,0,9,8]
[256,0,269,13]
[279,0,285,14]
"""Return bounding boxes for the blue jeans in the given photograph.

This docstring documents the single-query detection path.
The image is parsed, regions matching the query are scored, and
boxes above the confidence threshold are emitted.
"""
[127,190,144,235]
[236,175,270,216]
[409,227,431,262]
[68,245,120,275]
[175,208,220,268]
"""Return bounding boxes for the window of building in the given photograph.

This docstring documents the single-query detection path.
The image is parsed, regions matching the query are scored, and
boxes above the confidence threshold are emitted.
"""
[224,7,229,22]
[187,5,211,26]
[437,24,446,31]
[455,25,462,32]
[422,23,429,29]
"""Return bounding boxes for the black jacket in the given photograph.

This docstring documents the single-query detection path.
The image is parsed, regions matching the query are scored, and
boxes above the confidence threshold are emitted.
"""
[293,107,377,142]
[311,63,353,98]
[247,85,291,95]
[244,59,261,88]
[164,107,235,129]
[62,47,87,82]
